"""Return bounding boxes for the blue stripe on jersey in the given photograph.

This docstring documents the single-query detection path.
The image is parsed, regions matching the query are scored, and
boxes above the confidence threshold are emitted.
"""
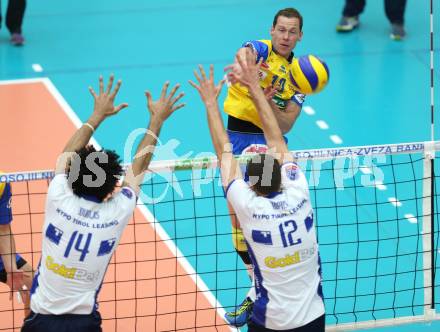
[305,213,314,232]
[242,41,269,62]
[317,254,324,300]
[299,56,319,91]
[94,258,112,312]
[94,281,104,312]
[30,260,41,296]
[0,183,12,225]
[290,91,306,106]
[246,240,269,327]
[266,191,282,199]
[224,179,238,198]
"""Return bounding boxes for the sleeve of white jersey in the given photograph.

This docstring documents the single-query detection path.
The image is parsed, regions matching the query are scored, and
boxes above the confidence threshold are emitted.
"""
[225,179,254,221]
[47,174,70,202]
[112,187,137,218]
[281,162,309,194]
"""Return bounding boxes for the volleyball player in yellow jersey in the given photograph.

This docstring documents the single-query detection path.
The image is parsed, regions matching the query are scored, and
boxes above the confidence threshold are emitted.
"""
[223,8,306,326]
[0,173,33,316]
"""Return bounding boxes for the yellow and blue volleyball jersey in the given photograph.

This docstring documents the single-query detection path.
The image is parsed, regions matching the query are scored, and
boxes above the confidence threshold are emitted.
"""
[0,177,12,225]
[224,40,305,129]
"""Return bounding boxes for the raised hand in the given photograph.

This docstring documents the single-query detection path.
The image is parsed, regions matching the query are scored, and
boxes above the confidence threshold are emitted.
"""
[189,64,225,105]
[6,270,24,301]
[145,82,185,123]
[89,75,129,119]
[263,85,278,101]
[225,50,262,89]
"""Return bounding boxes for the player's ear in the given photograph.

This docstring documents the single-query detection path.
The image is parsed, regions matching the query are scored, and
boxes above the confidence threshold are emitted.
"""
[298,31,303,41]
[270,25,275,37]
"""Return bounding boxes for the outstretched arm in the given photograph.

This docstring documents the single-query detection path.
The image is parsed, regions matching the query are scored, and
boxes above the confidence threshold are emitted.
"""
[227,47,301,134]
[227,53,294,164]
[189,65,241,187]
[55,75,129,174]
[122,82,185,193]
[272,101,302,134]
[0,223,24,297]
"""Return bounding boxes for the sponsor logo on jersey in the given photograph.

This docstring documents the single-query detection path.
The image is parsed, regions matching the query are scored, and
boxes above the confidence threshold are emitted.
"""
[79,208,100,219]
[242,144,268,155]
[270,200,288,210]
[265,247,315,268]
[121,188,133,199]
[258,69,268,81]
[252,230,273,245]
[279,65,287,74]
[294,93,305,105]
[272,96,288,110]
[46,255,100,282]
[46,223,63,245]
[285,163,299,181]
[97,238,117,256]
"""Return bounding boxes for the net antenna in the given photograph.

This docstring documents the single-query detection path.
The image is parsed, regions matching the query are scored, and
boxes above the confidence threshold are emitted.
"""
[429,0,436,318]
[430,0,435,142]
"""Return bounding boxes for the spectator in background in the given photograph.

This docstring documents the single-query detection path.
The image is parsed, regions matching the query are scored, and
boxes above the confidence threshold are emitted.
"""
[336,0,407,40]
[0,0,26,46]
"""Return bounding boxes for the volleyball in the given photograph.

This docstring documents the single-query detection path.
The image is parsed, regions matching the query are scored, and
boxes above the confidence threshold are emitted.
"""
[289,55,329,94]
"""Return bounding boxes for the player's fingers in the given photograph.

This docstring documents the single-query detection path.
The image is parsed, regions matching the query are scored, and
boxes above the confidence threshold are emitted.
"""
[111,79,122,98]
[145,91,153,109]
[167,83,180,101]
[256,57,263,68]
[89,86,97,99]
[193,70,202,84]
[171,103,186,112]
[209,64,214,81]
[171,92,185,105]
[224,64,235,72]
[99,75,104,94]
[199,64,207,81]
[160,81,170,99]
[114,103,129,113]
[188,80,198,90]
[216,79,225,94]
[264,85,275,94]
[227,72,239,84]
[106,74,114,94]
[235,54,246,70]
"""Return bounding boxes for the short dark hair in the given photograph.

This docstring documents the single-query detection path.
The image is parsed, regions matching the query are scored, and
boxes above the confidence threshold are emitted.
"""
[246,154,281,196]
[273,8,303,31]
[67,145,123,202]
